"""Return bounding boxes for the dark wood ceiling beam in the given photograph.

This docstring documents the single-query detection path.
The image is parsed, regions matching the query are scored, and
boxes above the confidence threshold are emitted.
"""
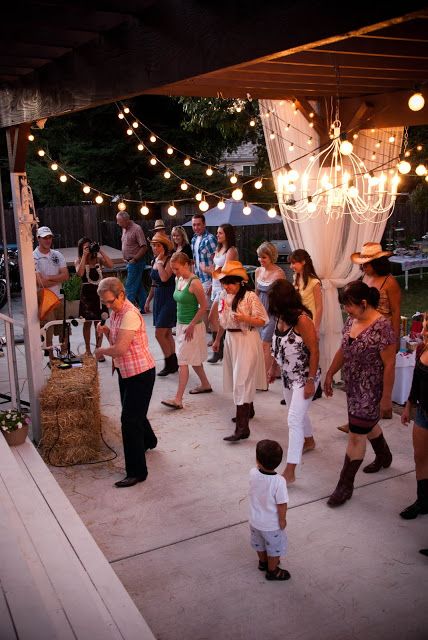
[249,62,428,80]
[1,3,428,126]
[342,101,375,134]
[315,43,428,59]
[293,97,326,137]
[339,90,428,127]
[218,68,428,84]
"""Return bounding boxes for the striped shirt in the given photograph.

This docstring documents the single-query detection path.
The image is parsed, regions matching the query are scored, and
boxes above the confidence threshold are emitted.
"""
[191,230,217,283]
[109,299,155,378]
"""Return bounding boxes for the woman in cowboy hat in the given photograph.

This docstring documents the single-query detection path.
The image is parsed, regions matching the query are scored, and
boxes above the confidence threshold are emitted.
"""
[212,261,268,441]
[144,232,178,376]
[338,242,401,432]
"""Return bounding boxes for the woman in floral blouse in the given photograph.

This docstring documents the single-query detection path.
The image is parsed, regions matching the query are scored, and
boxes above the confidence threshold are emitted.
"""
[269,280,320,483]
[324,281,395,507]
[212,261,268,442]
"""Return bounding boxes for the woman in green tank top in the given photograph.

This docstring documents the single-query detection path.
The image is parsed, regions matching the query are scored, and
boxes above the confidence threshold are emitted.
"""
[161,252,212,410]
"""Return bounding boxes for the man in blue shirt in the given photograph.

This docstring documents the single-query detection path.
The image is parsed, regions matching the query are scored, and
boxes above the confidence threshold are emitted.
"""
[190,213,217,325]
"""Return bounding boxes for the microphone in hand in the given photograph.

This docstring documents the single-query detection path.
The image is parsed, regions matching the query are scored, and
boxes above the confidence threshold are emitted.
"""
[100,312,109,326]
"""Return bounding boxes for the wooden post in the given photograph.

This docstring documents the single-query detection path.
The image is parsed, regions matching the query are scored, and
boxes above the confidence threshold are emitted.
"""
[6,125,43,442]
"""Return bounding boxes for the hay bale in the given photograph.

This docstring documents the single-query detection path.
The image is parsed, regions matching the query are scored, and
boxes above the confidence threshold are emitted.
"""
[40,356,103,466]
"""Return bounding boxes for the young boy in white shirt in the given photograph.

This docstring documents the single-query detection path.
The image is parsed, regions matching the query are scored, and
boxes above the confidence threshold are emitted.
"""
[249,439,290,580]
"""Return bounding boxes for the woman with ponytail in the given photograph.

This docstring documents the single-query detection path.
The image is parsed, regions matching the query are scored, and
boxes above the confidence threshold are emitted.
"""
[324,281,396,507]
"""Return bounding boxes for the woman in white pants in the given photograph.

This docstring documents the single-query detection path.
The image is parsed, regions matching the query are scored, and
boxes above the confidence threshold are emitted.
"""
[268,280,320,483]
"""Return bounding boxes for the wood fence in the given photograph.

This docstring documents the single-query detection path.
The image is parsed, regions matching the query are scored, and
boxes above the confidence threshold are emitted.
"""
[3,200,427,262]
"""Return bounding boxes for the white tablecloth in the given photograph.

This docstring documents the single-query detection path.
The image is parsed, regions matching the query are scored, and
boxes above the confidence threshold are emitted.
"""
[392,351,416,405]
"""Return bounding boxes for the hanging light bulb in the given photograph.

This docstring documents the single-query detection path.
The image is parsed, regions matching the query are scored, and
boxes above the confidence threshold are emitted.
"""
[166,146,174,155]
[339,135,353,156]
[230,174,238,184]
[150,157,157,166]
[118,202,127,211]
[195,192,203,201]
[269,132,276,140]
[309,121,314,128]
[375,140,381,148]
[288,143,294,152]
[180,181,188,191]
[149,134,157,143]
[206,166,213,176]
[123,107,130,114]
[184,157,191,166]
[37,149,45,157]
[231,188,243,201]
[397,160,411,174]
[199,199,209,212]
[417,145,423,151]
[405,150,411,157]
[140,203,149,216]
[307,198,317,213]
[287,168,299,182]
[50,163,58,171]
[307,137,313,145]
[267,207,277,218]
[137,143,144,151]
[132,121,139,128]
[59,175,67,183]
[163,170,171,179]
[126,128,133,136]
[352,133,359,140]
[243,204,251,215]
[408,91,425,112]
[82,185,91,194]
[168,203,177,216]
[416,164,427,176]
[217,199,226,210]
[95,195,104,204]
[389,135,395,143]
[249,119,256,127]
[28,134,35,141]
[254,179,263,190]
[118,112,124,119]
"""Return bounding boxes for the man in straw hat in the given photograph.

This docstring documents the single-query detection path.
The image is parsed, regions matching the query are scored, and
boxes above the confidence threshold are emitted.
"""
[116,211,148,313]
[33,226,69,360]
[152,219,166,233]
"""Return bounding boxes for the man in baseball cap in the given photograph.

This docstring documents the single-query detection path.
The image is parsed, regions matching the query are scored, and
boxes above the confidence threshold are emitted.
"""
[37,226,54,238]
[33,225,69,359]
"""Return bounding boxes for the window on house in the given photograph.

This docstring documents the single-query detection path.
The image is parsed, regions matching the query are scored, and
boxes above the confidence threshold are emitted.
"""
[242,165,256,176]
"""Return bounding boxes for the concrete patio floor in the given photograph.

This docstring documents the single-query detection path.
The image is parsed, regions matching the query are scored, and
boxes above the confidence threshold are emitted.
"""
[1,295,427,640]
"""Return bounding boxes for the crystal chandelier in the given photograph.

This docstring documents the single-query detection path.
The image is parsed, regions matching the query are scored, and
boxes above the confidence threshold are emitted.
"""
[276,120,400,225]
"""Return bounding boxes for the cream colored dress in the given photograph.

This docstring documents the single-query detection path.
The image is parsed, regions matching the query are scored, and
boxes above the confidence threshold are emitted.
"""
[218,290,269,404]
[295,275,320,320]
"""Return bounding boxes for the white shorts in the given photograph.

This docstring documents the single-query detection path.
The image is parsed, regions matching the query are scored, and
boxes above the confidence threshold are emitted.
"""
[250,525,288,557]
[176,322,208,366]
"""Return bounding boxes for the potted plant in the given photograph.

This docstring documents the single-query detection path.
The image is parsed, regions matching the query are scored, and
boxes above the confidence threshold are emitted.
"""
[63,272,82,318]
[0,409,31,446]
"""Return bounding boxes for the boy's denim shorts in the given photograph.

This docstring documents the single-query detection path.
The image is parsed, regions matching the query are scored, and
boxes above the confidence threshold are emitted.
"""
[416,406,428,430]
[250,525,288,557]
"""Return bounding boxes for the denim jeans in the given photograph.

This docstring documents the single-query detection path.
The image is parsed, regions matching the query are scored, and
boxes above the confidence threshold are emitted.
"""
[125,260,147,311]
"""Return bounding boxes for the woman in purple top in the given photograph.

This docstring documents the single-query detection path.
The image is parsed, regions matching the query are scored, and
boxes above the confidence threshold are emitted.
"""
[324,281,395,507]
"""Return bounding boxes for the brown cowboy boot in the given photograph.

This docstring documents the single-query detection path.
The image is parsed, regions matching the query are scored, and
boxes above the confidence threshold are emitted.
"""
[327,455,363,507]
[232,402,255,423]
[224,403,251,442]
[363,433,392,473]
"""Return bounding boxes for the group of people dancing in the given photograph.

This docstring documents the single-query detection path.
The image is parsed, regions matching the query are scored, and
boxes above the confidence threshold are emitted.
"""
[69,216,427,555]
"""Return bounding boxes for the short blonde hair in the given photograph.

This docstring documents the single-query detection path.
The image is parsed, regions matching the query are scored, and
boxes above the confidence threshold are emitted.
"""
[170,251,191,266]
[257,241,278,264]
[97,277,125,298]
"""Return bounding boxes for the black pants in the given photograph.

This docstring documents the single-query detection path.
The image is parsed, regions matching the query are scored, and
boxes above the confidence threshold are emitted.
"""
[118,367,156,477]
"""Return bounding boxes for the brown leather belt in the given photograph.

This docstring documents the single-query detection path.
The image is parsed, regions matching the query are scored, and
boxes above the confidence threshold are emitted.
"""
[227,328,242,332]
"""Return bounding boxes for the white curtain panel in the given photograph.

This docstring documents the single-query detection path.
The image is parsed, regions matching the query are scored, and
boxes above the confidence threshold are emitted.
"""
[260,98,403,378]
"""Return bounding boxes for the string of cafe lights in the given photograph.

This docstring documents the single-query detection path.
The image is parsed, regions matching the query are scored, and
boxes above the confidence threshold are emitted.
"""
[28,100,427,220]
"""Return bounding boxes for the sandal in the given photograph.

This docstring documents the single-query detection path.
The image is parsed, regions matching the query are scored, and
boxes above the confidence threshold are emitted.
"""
[265,567,291,581]
[258,561,267,572]
[161,399,183,410]
[189,387,213,395]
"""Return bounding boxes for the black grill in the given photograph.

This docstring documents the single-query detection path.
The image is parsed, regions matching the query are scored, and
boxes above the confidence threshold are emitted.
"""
[269,240,293,280]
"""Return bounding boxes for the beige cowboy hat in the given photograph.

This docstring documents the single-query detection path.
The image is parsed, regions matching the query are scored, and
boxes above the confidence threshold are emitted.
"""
[150,231,173,252]
[351,242,392,264]
[152,219,166,232]
[213,260,249,281]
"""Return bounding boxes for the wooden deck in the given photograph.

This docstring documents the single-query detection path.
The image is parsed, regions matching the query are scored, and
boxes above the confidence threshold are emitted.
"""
[0,434,155,640]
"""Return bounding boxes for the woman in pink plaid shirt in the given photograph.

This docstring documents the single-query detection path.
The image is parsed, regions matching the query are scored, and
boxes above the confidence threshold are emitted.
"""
[95,277,157,488]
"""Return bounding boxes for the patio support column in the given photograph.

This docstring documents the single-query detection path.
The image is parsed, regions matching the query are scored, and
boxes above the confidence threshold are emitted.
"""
[6,124,43,442]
